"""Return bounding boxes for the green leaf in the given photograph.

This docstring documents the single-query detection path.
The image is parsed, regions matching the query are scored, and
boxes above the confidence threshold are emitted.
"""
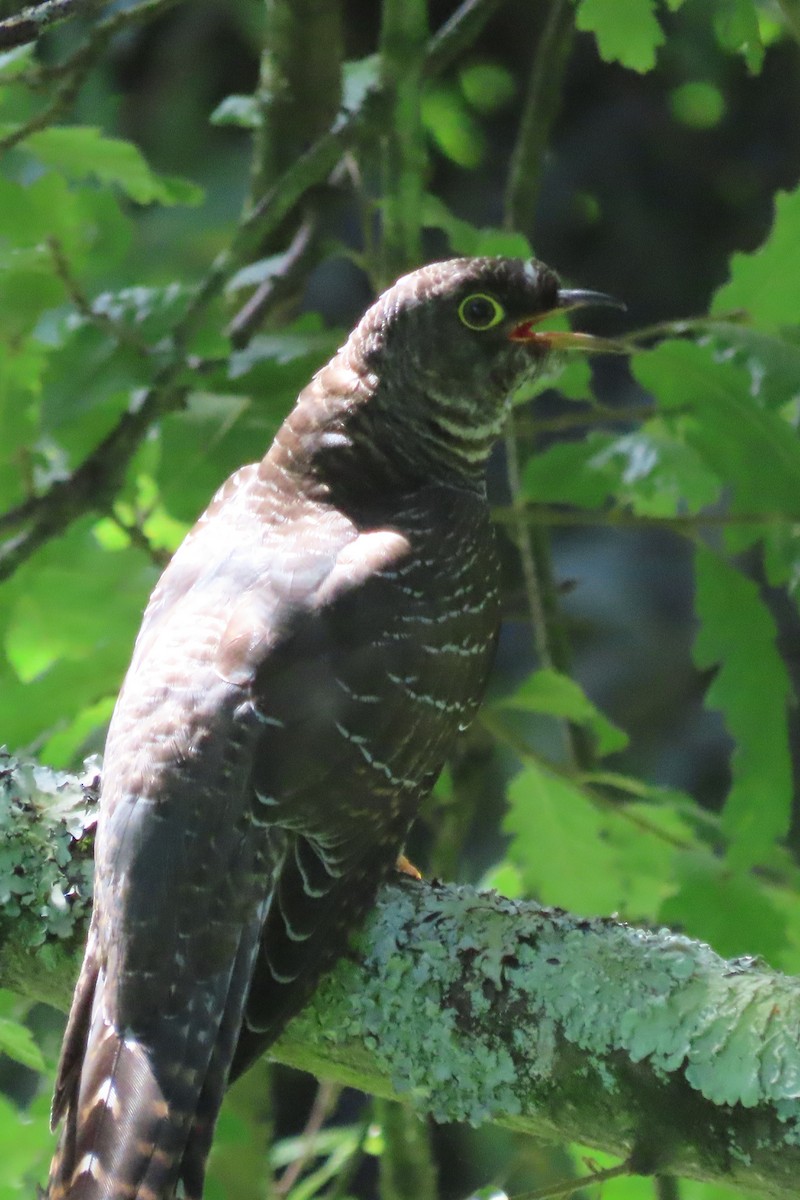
[504,761,698,921]
[0,524,156,747]
[209,94,261,129]
[521,434,616,508]
[693,546,793,866]
[421,83,484,168]
[669,82,725,129]
[0,340,44,509]
[494,668,628,756]
[0,1092,52,1199]
[342,55,381,114]
[713,186,800,328]
[0,1017,45,1071]
[23,127,203,206]
[228,326,341,378]
[660,852,788,962]
[157,392,257,522]
[459,63,516,113]
[520,435,610,508]
[713,0,765,73]
[519,421,720,517]
[0,259,62,340]
[504,764,622,914]
[633,340,800,522]
[421,195,532,258]
[575,0,664,72]
[695,320,800,411]
[0,45,34,80]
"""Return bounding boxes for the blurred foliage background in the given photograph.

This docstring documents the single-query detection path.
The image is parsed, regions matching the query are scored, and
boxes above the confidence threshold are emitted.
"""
[2,0,800,1197]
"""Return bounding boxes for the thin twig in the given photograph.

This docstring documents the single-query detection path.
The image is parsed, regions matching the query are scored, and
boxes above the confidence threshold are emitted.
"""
[424,0,505,77]
[0,0,184,153]
[503,427,554,671]
[509,1158,631,1200]
[275,1081,340,1197]
[109,512,170,569]
[502,423,591,768]
[0,0,93,51]
[327,1109,374,1200]
[513,402,658,435]
[504,0,574,230]
[0,33,100,153]
[378,0,429,282]
[47,237,150,355]
[225,209,320,348]
[501,0,595,769]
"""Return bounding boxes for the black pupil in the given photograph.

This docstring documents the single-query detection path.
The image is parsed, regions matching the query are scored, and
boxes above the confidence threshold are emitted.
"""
[464,296,495,326]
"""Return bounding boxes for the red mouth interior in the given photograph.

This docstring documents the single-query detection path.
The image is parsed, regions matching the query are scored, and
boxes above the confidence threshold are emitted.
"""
[508,319,541,342]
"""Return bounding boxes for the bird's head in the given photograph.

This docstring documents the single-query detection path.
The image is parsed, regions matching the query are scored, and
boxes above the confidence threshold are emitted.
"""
[294,256,624,493]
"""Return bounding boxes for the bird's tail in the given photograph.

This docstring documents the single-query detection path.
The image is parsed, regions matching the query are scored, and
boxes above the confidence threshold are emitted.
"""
[49,1018,195,1200]
[48,923,261,1200]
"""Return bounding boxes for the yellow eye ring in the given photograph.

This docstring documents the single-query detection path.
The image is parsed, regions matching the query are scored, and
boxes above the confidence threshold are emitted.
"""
[457,292,505,331]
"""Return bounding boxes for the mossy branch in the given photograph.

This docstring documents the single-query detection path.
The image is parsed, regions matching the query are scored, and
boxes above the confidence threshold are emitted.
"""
[3,753,800,1198]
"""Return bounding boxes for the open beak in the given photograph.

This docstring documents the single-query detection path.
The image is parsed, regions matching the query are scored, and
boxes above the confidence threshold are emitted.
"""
[509,287,628,354]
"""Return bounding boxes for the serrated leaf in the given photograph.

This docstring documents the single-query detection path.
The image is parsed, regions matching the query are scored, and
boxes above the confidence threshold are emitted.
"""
[23,127,203,206]
[696,320,800,411]
[633,340,800,522]
[0,525,156,747]
[228,327,340,378]
[226,253,288,295]
[660,852,788,961]
[504,764,622,913]
[0,1017,45,1071]
[494,668,627,755]
[521,433,617,508]
[694,546,792,866]
[504,760,696,920]
[713,186,800,328]
[576,0,664,72]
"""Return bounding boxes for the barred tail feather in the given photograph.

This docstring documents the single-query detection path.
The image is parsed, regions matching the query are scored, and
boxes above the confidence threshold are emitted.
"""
[49,922,263,1200]
[49,1016,203,1200]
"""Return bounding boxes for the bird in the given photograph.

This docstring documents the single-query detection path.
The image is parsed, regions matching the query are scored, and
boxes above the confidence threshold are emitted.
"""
[48,256,621,1200]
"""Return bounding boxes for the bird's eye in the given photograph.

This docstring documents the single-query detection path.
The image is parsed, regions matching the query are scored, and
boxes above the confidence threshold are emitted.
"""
[457,293,505,331]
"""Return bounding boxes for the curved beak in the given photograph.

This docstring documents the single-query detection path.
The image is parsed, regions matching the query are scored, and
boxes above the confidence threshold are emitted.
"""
[556,287,626,313]
[509,287,628,354]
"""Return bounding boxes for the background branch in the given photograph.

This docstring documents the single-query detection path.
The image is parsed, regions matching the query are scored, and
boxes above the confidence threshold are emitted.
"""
[0,0,94,51]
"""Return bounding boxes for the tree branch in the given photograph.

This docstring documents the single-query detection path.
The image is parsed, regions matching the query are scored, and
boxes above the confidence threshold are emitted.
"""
[378,0,428,283]
[0,0,94,51]
[3,753,800,1198]
[504,0,574,232]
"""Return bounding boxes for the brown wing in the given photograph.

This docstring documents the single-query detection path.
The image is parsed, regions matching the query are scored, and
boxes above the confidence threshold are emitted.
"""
[49,476,498,1200]
[226,485,500,1081]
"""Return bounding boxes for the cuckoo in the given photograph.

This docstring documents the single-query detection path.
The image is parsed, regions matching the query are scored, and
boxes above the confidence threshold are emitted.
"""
[48,256,621,1200]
